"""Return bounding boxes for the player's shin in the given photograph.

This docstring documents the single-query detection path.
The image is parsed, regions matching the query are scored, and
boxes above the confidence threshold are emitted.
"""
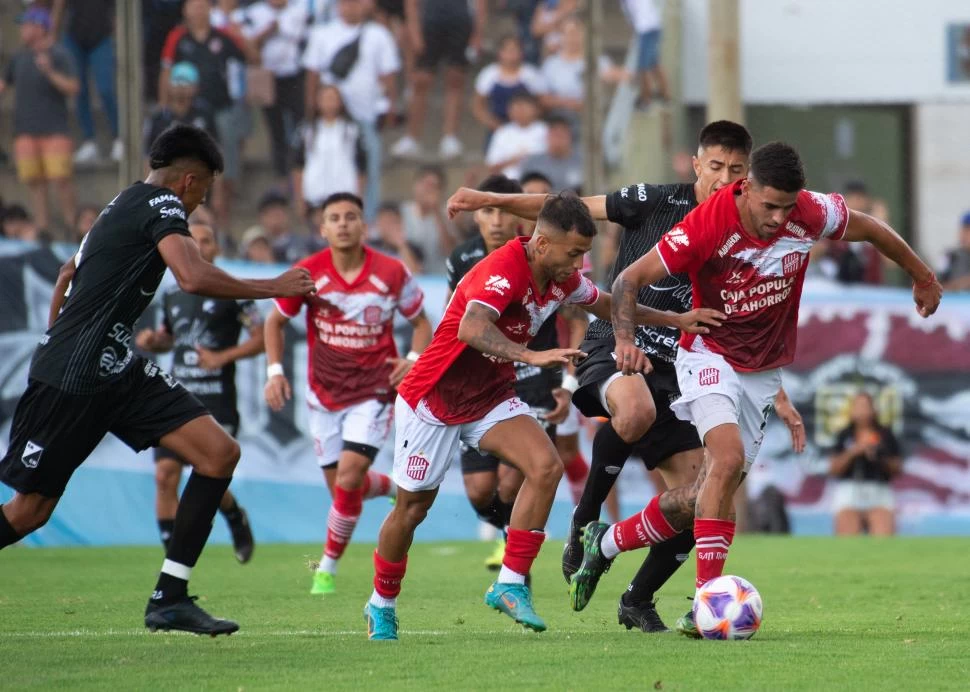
[575,422,632,527]
[599,495,680,559]
[320,485,364,574]
[625,529,695,604]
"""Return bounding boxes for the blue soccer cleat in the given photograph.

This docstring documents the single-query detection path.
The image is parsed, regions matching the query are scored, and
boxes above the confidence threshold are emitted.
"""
[484,581,547,632]
[364,602,399,641]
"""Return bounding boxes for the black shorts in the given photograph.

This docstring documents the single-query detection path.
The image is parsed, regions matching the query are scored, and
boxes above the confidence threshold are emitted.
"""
[573,338,700,471]
[0,358,208,498]
[416,14,473,71]
[155,421,239,464]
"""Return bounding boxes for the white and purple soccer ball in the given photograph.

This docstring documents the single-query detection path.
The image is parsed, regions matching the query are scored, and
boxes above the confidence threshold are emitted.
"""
[692,575,763,640]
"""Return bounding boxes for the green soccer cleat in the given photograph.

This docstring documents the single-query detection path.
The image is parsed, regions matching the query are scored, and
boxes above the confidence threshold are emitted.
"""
[310,571,336,595]
[484,538,505,571]
[568,521,614,612]
[676,609,702,639]
[364,602,399,641]
[484,581,547,632]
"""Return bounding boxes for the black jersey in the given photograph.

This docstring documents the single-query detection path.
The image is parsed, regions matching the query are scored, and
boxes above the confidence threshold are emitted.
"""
[161,287,261,423]
[445,235,562,403]
[585,182,698,364]
[30,182,191,394]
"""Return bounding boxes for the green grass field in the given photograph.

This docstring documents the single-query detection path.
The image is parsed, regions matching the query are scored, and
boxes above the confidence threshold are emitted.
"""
[1,537,968,690]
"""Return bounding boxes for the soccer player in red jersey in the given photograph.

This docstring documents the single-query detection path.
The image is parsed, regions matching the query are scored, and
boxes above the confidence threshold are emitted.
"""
[364,192,724,640]
[263,193,432,596]
[572,142,942,632]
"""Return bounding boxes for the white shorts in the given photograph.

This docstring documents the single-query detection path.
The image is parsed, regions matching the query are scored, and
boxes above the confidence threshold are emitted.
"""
[671,349,782,471]
[832,480,895,512]
[308,397,393,468]
[557,404,581,437]
[597,371,626,414]
[392,395,534,492]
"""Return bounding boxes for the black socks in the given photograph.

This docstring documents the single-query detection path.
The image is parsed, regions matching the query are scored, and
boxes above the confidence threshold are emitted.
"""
[574,421,633,527]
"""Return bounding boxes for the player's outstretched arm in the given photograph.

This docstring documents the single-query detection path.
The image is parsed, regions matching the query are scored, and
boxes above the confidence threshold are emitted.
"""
[446,188,608,221]
[48,254,76,328]
[611,248,671,375]
[457,302,585,368]
[158,234,315,300]
[263,307,292,411]
[581,291,724,334]
[842,210,942,317]
[387,311,433,387]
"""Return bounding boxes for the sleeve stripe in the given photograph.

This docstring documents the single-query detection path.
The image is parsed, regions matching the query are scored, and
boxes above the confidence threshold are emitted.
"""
[399,293,425,320]
[273,299,300,318]
[467,299,502,317]
[655,244,674,276]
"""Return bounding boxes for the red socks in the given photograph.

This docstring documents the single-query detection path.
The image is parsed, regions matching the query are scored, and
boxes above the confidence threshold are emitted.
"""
[373,550,407,599]
[324,485,363,560]
[502,528,546,578]
[694,518,736,589]
[362,470,393,500]
[612,495,678,552]
[563,453,589,504]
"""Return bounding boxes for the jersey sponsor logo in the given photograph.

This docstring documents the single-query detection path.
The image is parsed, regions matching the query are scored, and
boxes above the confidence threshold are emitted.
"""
[21,441,44,469]
[782,252,803,276]
[159,206,186,220]
[698,368,720,386]
[666,195,691,206]
[620,187,629,198]
[507,397,526,412]
[717,232,741,258]
[484,274,511,296]
[406,453,430,481]
[725,270,745,285]
[99,345,132,377]
[664,227,689,251]
[551,286,565,301]
[507,321,528,336]
[148,193,181,207]
[785,221,807,238]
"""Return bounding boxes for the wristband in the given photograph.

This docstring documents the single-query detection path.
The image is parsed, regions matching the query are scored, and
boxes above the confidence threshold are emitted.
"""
[406,351,420,362]
[561,373,580,394]
[914,273,937,289]
[267,363,285,378]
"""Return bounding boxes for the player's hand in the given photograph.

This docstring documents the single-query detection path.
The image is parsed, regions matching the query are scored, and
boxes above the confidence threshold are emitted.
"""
[446,188,490,219]
[135,328,157,351]
[613,340,651,376]
[264,374,292,411]
[386,357,413,388]
[774,396,805,454]
[675,308,726,335]
[274,268,315,297]
[526,348,587,369]
[195,346,226,371]
[912,275,942,318]
[541,388,572,425]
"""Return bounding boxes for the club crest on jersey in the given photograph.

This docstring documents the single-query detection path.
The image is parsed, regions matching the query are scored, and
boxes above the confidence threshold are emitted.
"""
[21,441,44,469]
[698,368,720,386]
[406,454,430,481]
[782,252,803,276]
[665,227,689,251]
[484,275,511,296]
[363,305,383,324]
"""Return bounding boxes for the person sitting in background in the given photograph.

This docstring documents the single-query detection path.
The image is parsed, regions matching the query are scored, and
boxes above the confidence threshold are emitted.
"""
[255,189,310,264]
[520,115,583,192]
[143,62,218,159]
[369,202,425,274]
[1,204,40,242]
[472,35,547,139]
[829,392,902,536]
[73,203,100,242]
[291,84,366,217]
[938,211,970,291]
[530,0,578,58]
[240,225,276,263]
[831,181,886,285]
[401,165,456,273]
[485,91,548,181]
[621,0,668,109]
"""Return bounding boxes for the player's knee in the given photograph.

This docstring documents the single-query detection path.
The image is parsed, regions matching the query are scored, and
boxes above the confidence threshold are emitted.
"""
[155,463,180,493]
[612,405,656,443]
[9,499,54,534]
[466,485,493,510]
[210,438,241,475]
[401,500,432,528]
[530,452,563,489]
[708,450,745,483]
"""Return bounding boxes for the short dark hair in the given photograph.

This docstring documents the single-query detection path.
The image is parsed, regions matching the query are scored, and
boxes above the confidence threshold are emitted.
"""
[546,114,572,130]
[508,89,538,107]
[2,204,31,223]
[537,191,597,237]
[414,164,445,185]
[149,123,224,173]
[258,189,289,212]
[749,142,805,193]
[377,201,402,216]
[321,192,364,214]
[698,120,753,154]
[843,180,870,197]
[477,174,523,195]
[520,171,553,189]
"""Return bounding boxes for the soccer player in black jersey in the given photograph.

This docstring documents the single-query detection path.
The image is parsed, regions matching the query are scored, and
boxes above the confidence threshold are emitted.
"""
[0,124,315,635]
[448,121,805,633]
[136,223,261,564]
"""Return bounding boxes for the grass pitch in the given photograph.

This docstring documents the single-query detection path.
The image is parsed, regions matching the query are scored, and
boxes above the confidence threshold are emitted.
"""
[1,537,968,690]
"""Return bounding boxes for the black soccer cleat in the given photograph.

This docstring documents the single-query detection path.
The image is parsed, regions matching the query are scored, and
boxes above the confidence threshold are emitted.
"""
[618,596,670,633]
[568,521,614,611]
[145,596,239,636]
[561,510,583,584]
[228,507,254,564]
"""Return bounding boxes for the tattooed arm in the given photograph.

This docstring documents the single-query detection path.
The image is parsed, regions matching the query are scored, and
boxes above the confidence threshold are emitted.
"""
[583,291,724,332]
[457,302,585,368]
[611,247,673,375]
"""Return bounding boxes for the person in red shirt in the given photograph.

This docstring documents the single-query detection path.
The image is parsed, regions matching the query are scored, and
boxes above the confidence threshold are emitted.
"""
[364,191,724,640]
[570,142,942,634]
[263,192,432,596]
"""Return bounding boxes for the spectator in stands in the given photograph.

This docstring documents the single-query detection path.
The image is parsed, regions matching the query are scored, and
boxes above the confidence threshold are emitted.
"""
[73,203,100,242]
[240,225,276,263]
[938,211,970,291]
[0,5,79,236]
[254,189,308,264]
[303,0,401,221]
[540,14,627,129]
[832,181,885,285]
[237,0,308,186]
[143,62,218,157]
[520,115,583,192]
[290,83,366,216]
[142,0,184,104]
[51,0,121,165]
[519,171,552,234]
[621,0,668,109]
[829,392,902,536]
[369,202,425,274]
[160,0,252,229]
[530,0,578,59]
[485,91,548,181]
[1,204,39,242]
[472,35,547,139]
[391,0,485,160]
[401,165,455,273]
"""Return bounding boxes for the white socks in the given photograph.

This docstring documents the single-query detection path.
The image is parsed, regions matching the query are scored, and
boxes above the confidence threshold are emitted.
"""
[600,525,621,560]
[368,590,396,609]
[497,564,526,585]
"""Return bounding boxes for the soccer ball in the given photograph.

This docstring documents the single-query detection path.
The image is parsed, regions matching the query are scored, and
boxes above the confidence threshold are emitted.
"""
[692,575,763,640]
